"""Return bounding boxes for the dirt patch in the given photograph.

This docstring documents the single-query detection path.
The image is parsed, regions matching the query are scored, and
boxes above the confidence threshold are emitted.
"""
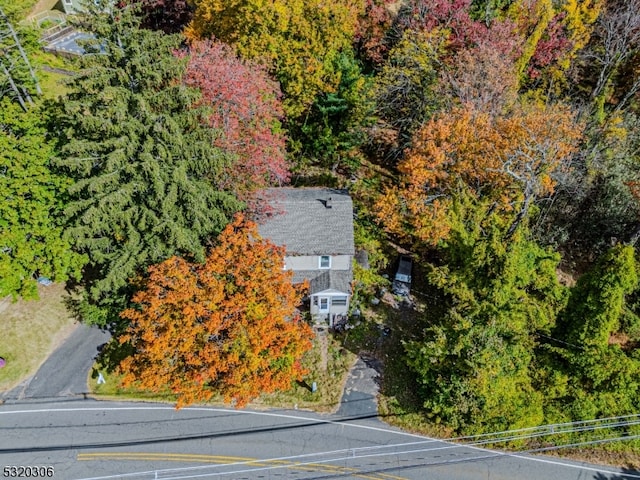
[556,268,576,287]
[27,0,59,18]
[608,331,639,351]
[0,296,11,315]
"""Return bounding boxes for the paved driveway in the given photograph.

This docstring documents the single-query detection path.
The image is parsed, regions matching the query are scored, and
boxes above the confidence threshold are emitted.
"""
[2,323,110,402]
[336,355,381,418]
[2,322,375,414]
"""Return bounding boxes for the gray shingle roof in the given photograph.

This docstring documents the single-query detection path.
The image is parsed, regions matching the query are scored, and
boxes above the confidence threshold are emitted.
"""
[291,269,353,295]
[258,188,355,256]
[310,270,352,294]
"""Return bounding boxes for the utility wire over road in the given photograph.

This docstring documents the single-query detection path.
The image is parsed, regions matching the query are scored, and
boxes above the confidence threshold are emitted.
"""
[2,403,640,480]
[2,323,639,479]
[70,413,640,480]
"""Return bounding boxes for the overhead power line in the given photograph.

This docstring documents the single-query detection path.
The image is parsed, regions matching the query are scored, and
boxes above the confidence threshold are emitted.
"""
[71,413,640,480]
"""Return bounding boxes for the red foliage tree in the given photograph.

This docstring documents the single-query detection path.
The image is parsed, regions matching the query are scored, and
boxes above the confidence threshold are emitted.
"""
[391,0,522,60]
[395,0,485,49]
[441,39,520,115]
[119,214,313,408]
[528,13,572,79]
[182,40,289,213]
[439,19,523,115]
[354,0,397,65]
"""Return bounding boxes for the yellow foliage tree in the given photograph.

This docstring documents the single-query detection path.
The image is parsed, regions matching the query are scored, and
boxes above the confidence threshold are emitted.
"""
[508,0,603,87]
[510,0,555,78]
[562,0,603,63]
[186,0,364,117]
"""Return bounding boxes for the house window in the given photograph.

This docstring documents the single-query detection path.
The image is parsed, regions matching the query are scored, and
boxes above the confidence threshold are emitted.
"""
[319,255,331,269]
[319,297,329,312]
[64,0,72,4]
[332,297,348,306]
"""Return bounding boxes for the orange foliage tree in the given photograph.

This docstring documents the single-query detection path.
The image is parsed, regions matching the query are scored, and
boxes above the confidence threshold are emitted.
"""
[376,103,583,246]
[118,215,313,408]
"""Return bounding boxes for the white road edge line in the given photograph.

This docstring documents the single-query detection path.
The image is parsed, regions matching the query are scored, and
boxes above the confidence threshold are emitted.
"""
[0,405,427,438]
[1,405,636,477]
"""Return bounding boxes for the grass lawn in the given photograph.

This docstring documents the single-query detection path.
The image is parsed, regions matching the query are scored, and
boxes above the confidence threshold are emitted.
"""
[257,332,356,412]
[31,47,77,97]
[0,284,77,393]
[90,331,356,412]
[36,62,72,99]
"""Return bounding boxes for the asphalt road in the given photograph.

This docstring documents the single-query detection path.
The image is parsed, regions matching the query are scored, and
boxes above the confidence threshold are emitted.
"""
[1,400,639,480]
[2,326,639,479]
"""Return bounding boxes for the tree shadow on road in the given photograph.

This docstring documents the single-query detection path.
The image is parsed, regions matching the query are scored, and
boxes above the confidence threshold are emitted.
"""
[594,466,640,479]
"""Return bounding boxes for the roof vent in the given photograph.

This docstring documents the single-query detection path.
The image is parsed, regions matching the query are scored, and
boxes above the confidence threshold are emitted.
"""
[325,197,333,208]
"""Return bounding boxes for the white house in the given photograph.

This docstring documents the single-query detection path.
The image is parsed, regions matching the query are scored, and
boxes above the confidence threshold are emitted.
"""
[258,188,355,326]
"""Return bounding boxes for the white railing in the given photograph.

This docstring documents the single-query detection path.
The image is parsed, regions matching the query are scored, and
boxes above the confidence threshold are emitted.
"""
[29,10,66,28]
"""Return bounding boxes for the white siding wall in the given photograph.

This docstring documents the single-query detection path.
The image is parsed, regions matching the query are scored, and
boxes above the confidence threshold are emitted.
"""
[284,255,351,271]
[330,255,351,269]
[285,255,317,270]
[310,295,350,321]
[284,254,352,325]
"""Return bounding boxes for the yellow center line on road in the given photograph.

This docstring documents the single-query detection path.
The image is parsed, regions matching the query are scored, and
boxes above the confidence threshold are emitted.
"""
[77,452,409,480]
[78,452,255,462]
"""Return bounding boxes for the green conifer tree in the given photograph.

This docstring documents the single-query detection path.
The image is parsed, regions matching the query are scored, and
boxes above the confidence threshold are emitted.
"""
[53,0,241,321]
